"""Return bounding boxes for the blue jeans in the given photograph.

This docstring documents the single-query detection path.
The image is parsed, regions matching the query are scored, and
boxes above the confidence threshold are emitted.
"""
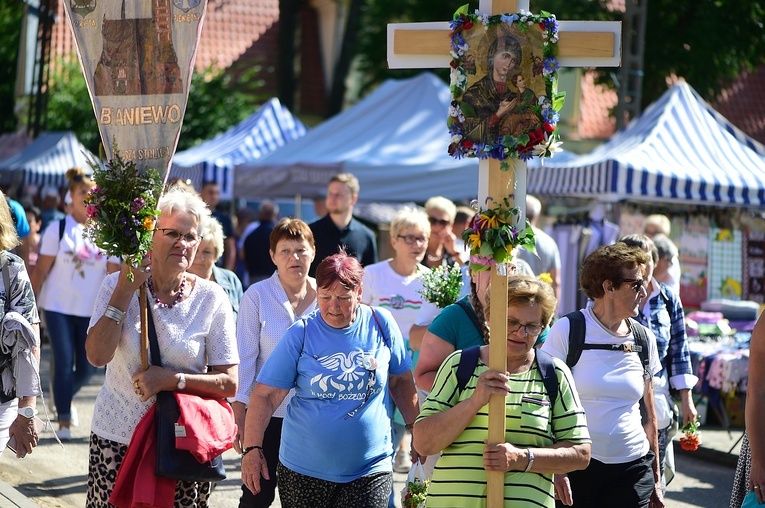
[45,311,98,422]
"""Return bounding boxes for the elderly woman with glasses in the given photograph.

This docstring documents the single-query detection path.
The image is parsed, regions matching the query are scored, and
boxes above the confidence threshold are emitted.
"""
[85,187,239,506]
[415,276,590,508]
[241,251,420,507]
[542,244,664,508]
[188,216,243,322]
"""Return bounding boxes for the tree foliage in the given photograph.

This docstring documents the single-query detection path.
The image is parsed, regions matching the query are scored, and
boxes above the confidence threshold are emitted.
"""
[354,0,765,109]
[44,57,265,153]
[0,2,24,133]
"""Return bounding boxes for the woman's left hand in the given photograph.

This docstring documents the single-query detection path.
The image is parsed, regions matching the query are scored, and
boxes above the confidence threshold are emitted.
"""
[8,415,38,458]
[483,442,526,472]
[649,482,665,508]
[131,366,174,402]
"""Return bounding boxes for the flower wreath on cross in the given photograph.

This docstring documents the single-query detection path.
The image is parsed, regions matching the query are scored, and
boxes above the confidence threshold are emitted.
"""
[462,197,536,272]
[448,5,564,164]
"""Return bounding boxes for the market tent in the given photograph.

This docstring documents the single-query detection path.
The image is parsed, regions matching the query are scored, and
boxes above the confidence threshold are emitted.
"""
[235,73,480,202]
[0,131,94,188]
[527,82,765,207]
[170,98,306,199]
[0,132,31,162]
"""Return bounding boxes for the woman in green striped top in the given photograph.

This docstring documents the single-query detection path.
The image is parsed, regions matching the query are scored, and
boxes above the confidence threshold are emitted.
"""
[414,276,591,507]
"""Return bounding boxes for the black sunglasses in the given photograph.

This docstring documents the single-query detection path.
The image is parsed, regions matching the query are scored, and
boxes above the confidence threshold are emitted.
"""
[619,278,645,293]
[428,216,450,227]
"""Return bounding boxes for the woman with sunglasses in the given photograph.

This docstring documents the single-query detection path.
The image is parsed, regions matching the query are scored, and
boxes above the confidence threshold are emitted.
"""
[415,276,590,508]
[422,197,465,269]
[32,167,121,440]
[241,251,420,507]
[85,187,238,506]
[542,244,664,507]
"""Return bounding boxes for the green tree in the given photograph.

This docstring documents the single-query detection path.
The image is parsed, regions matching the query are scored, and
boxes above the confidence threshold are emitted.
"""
[44,56,265,153]
[353,0,765,110]
[0,2,24,133]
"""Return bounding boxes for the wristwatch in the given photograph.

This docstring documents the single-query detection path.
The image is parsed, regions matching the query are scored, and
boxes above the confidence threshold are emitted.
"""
[177,372,187,391]
[18,407,36,419]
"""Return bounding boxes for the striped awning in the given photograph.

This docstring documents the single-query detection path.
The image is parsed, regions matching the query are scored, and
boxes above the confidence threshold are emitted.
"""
[0,131,94,189]
[527,82,765,208]
[170,98,306,200]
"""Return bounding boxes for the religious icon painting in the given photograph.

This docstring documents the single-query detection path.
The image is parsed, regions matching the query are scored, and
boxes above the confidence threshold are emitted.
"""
[71,0,97,18]
[173,0,202,12]
[448,8,564,162]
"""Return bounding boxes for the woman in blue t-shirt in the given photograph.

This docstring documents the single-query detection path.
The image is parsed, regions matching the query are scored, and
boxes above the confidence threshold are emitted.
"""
[241,251,421,507]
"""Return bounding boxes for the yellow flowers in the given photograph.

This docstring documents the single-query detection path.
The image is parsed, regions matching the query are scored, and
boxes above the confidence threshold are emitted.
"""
[144,217,156,231]
[538,272,553,284]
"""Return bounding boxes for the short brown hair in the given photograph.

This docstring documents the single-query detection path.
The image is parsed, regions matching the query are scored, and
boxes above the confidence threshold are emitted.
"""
[329,173,359,197]
[269,218,315,252]
[315,250,363,290]
[620,234,658,264]
[66,167,93,193]
[580,244,650,300]
[484,275,557,328]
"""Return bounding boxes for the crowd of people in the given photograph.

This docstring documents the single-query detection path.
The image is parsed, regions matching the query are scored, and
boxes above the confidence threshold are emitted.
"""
[0,169,756,508]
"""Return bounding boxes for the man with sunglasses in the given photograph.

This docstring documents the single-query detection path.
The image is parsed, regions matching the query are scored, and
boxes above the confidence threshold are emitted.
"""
[309,173,377,277]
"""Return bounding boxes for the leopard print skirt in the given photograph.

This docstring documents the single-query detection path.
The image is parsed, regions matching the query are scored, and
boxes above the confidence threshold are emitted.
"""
[87,433,212,507]
[730,432,751,508]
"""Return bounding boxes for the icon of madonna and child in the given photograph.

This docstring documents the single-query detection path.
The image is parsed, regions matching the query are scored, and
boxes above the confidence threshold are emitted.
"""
[458,27,546,146]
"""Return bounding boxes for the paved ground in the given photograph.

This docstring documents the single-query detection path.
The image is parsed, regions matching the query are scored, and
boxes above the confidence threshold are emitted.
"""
[0,343,744,507]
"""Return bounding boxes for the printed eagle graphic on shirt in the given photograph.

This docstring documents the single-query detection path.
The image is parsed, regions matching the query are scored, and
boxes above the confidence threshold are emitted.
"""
[310,351,367,392]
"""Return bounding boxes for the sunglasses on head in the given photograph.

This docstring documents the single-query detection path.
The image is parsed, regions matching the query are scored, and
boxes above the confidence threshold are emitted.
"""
[428,216,450,227]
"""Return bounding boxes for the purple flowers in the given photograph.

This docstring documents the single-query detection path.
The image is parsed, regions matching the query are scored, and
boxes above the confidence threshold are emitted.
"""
[131,197,145,213]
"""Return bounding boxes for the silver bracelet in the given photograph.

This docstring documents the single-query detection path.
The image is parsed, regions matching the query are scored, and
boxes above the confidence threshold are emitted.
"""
[523,448,535,473]
[104,305,126,325]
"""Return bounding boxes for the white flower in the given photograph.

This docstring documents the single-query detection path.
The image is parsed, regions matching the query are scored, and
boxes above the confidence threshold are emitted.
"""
[538,95,548,106]
[451,134,463,144]
[533,133,564,160]
[449,105,461,118]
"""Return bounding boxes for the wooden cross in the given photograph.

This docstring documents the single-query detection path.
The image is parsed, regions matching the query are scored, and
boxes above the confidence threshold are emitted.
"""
[387,1,620,505]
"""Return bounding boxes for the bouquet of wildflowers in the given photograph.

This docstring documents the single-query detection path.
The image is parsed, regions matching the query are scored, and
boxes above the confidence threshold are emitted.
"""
[418,263,463,309]
[83,148,163,281]
[462,197,536,272]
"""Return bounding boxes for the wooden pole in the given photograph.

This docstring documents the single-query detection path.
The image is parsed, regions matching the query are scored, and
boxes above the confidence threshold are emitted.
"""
[140,284,149,371]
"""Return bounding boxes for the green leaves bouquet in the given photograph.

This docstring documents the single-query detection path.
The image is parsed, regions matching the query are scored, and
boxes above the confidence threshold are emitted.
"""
[419,263,464,309]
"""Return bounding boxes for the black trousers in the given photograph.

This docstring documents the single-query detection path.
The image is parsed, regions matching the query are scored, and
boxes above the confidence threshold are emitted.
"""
[239,417,283,508]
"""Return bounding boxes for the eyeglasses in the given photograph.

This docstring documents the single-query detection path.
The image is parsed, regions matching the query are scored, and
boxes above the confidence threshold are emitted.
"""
[397,235,428,245]
[507,319,544,337]
[156,228,201,246]
[619,278,646,293]
[428,216,450,227]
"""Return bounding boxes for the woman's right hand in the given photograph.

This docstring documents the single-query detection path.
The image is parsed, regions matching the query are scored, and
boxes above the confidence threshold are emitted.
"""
[554,474,573,506]
[232,402,246,454]
[241,447,269,495]
[470,369,509,408]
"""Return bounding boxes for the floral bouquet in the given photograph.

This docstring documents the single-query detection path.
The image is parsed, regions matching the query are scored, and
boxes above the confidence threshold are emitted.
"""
[83,147,164,281]
[419,263,463,309]
[461,197,536,272]
[402,476,429,508]
[679,421,701,451]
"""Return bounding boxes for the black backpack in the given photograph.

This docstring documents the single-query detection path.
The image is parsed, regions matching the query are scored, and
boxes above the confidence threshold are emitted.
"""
[455,345,559,407]
[564,310,650,374]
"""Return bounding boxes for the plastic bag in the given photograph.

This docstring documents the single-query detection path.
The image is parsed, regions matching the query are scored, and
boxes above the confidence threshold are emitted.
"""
[400,459,429,508]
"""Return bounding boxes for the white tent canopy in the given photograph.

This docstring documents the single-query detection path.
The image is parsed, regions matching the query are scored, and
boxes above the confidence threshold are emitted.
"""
[171,98,306,199]
[527,82,765,208]
[235,73,480,202]
[0,131,94,188]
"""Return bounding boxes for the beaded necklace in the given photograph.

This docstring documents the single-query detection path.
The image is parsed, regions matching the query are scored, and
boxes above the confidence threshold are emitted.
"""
[147,274,186,309]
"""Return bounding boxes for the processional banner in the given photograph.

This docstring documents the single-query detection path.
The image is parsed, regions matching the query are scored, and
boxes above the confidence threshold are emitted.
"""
[62,0,208,180]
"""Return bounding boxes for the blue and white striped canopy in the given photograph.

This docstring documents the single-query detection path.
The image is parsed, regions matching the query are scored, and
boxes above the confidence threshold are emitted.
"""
[528,82,765,208]
[0,131,94,188]
[170,98,306,200]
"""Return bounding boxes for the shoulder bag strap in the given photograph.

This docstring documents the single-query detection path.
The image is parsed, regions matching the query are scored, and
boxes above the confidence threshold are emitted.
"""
[146,297,162,368]
[455,298,484,337]
[456,345,481,392]
[534,348,559,408]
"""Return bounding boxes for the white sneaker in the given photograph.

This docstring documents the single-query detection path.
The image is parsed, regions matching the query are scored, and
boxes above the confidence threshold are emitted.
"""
[55,427,72,441]
[393,449,411,473]
[70,406,78,427]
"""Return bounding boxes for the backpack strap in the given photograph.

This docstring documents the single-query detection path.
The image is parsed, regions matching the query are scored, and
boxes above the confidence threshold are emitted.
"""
[534,349,558,408]
[627,318,651,374]
[455,298,484,337]
[58,217,66,242]
[564,310,586,368]
[369,306,391,349]
[456,346,481,392]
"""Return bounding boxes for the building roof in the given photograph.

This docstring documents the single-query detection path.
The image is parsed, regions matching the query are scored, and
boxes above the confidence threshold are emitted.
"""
[51,0,279,72]
[714,64,765,145]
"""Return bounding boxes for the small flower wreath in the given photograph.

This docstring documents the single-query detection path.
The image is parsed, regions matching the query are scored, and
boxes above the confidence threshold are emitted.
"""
[448,5,564,163]
[84,143,164,281]
[461,197,536,272]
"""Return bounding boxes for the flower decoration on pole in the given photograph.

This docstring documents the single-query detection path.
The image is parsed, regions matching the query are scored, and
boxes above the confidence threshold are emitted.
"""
[462,197,535,272]
[447,5,565,166]
[84,144,164,282]
[418,263,464,309]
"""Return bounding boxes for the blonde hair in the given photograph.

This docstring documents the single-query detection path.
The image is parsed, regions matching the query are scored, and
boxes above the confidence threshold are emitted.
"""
[424,196,457,222]
[65,167,93,193]
[390,208,430,239]
[0,191,20,251]
[484,275,558,329]
[644,214,671,237]
[329,173,360,197]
